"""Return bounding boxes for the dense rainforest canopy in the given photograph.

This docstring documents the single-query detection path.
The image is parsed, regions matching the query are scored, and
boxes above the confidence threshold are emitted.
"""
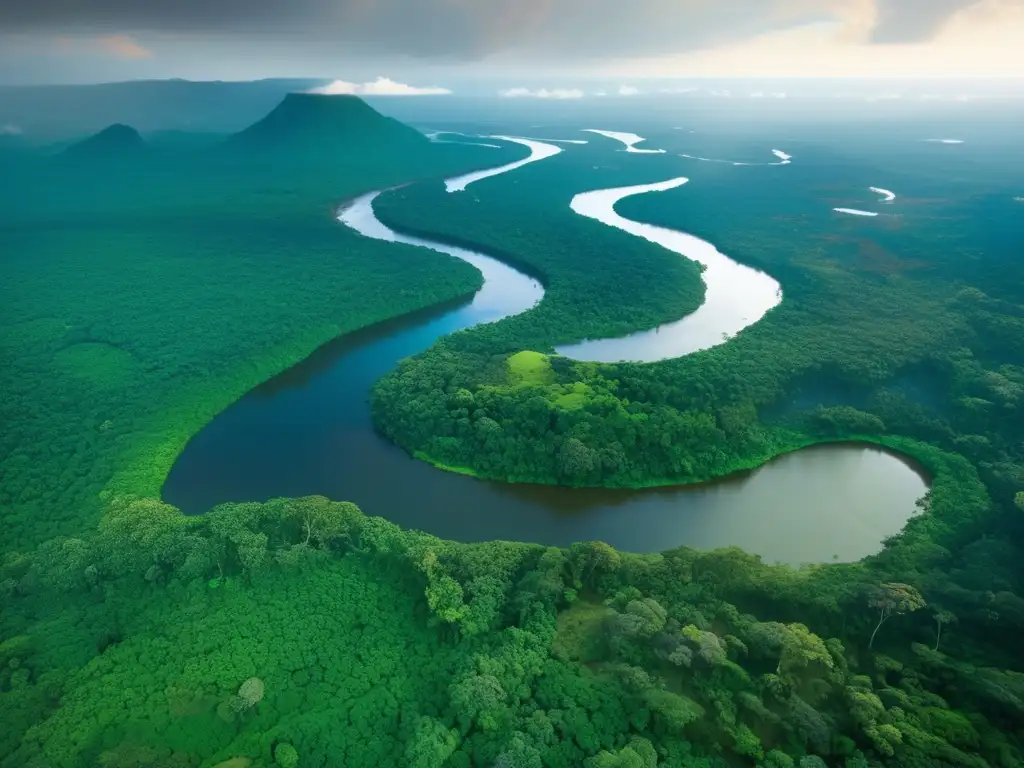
[1,94,1023,767]
[0,97,518,549]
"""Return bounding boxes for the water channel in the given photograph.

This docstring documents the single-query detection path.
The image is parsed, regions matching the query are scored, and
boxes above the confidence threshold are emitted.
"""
[163,135,928,564]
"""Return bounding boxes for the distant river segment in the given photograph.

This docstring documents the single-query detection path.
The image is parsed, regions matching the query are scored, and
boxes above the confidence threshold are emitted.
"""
[555,178,783,363]
[679,148,792,166]
[833,187,897,217]
[583,129,667,153]
[163,134,928,564]
[445,136,562,192]
[834,208,880,217]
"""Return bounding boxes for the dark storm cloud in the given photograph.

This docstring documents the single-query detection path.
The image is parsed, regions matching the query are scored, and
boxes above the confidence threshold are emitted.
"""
[868,0,976,43]
[0,0,821,60]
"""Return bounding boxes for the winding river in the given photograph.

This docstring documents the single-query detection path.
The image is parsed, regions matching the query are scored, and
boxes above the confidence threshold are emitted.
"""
[162,136,928,564]
[834,186,898,217]
[446,137,562,192]
[679,149,792,166]
[582,130,667,154]
[555,178,782,362]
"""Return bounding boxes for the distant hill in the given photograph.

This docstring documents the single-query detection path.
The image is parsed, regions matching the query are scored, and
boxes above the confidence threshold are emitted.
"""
[63,124,146,160]
[225,93,429,159]
[0,79,329,141]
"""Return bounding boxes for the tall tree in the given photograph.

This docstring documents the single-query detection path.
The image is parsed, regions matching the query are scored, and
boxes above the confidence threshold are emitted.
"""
[933,609,957,651]
[405,716,459,768]
[868,583,926,649]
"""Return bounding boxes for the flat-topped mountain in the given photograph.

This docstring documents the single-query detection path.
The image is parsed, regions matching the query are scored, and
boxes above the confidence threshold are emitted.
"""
[225,93,429,157]
[63,123,145,159]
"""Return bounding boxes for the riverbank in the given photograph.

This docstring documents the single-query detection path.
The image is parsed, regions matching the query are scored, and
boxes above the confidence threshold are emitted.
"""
[367,132,1002,566]
[163,139,934,561]
[410,432,933,490]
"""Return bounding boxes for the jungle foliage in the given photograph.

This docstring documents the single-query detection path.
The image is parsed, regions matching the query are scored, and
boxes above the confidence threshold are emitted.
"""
[5,495,1024,767]
[364,131,1024,762]
[371,139,1023,499]
[0,100,522,549]
[2,99,1023,767]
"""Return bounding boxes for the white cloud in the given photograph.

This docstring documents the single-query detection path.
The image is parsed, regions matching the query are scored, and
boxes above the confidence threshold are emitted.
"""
[52,33,152,60]
[361,77,451,96]
[597,0,1024,78]
[311,80,359,95]
[310,76,451,96]
[499,87,585,99]
[618,84,640,96]
[1,124,23,135]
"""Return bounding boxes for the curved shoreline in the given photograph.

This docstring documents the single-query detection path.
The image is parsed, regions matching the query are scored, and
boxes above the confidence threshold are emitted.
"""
[338,190,543,326]
[834,207,880,217]
[359,164,784,365]
[834,187,897,217]
[679,149,792,166]
[410,434,933,492]
[554,178,783,362]
[426,132,502,149]
[583,129,666,153]
[344,161,922,499]
[445,136,562,192]
[165,135,931,562]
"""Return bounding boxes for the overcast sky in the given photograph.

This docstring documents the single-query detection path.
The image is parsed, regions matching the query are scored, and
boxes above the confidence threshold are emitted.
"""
[1,0,1022,86]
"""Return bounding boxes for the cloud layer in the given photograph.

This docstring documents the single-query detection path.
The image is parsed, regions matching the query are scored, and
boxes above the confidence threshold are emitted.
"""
[870,0,975,43]
[603,0,1024,78]
[0,0,983,62]
[500,87,584,99]
[53,33,152,59]
[310,77,451,96]
[2,0,1020,82]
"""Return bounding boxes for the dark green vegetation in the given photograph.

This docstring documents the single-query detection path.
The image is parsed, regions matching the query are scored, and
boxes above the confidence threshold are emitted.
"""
[226,94,431,160]
[371,140,1022,496]
[2,87,1023,767]
[0,79,328,140]
[0,93,522,550]
[6,494,1024,767]
[62,124,146,160]
[366,132,1024,757]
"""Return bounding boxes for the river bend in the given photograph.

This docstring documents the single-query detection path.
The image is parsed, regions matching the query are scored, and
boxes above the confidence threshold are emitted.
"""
[162,136,927,563]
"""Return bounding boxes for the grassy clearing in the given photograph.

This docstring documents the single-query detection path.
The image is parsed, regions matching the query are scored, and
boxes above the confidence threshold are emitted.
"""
[506,350,556,386]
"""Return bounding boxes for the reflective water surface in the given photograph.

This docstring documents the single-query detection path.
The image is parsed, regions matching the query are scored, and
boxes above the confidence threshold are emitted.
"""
[555,178,783,362]
[163,141,927,565]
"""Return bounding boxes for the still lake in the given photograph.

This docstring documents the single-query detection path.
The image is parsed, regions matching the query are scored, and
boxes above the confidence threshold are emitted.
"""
[161,289,926,565]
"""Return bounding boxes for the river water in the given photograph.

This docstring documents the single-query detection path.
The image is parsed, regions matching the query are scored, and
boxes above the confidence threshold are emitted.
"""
[162,134,928,564]
[555,178,782,362]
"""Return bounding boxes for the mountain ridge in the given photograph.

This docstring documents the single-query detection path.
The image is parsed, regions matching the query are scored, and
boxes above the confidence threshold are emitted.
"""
[63,123,146,160]
[224,92,429,157]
